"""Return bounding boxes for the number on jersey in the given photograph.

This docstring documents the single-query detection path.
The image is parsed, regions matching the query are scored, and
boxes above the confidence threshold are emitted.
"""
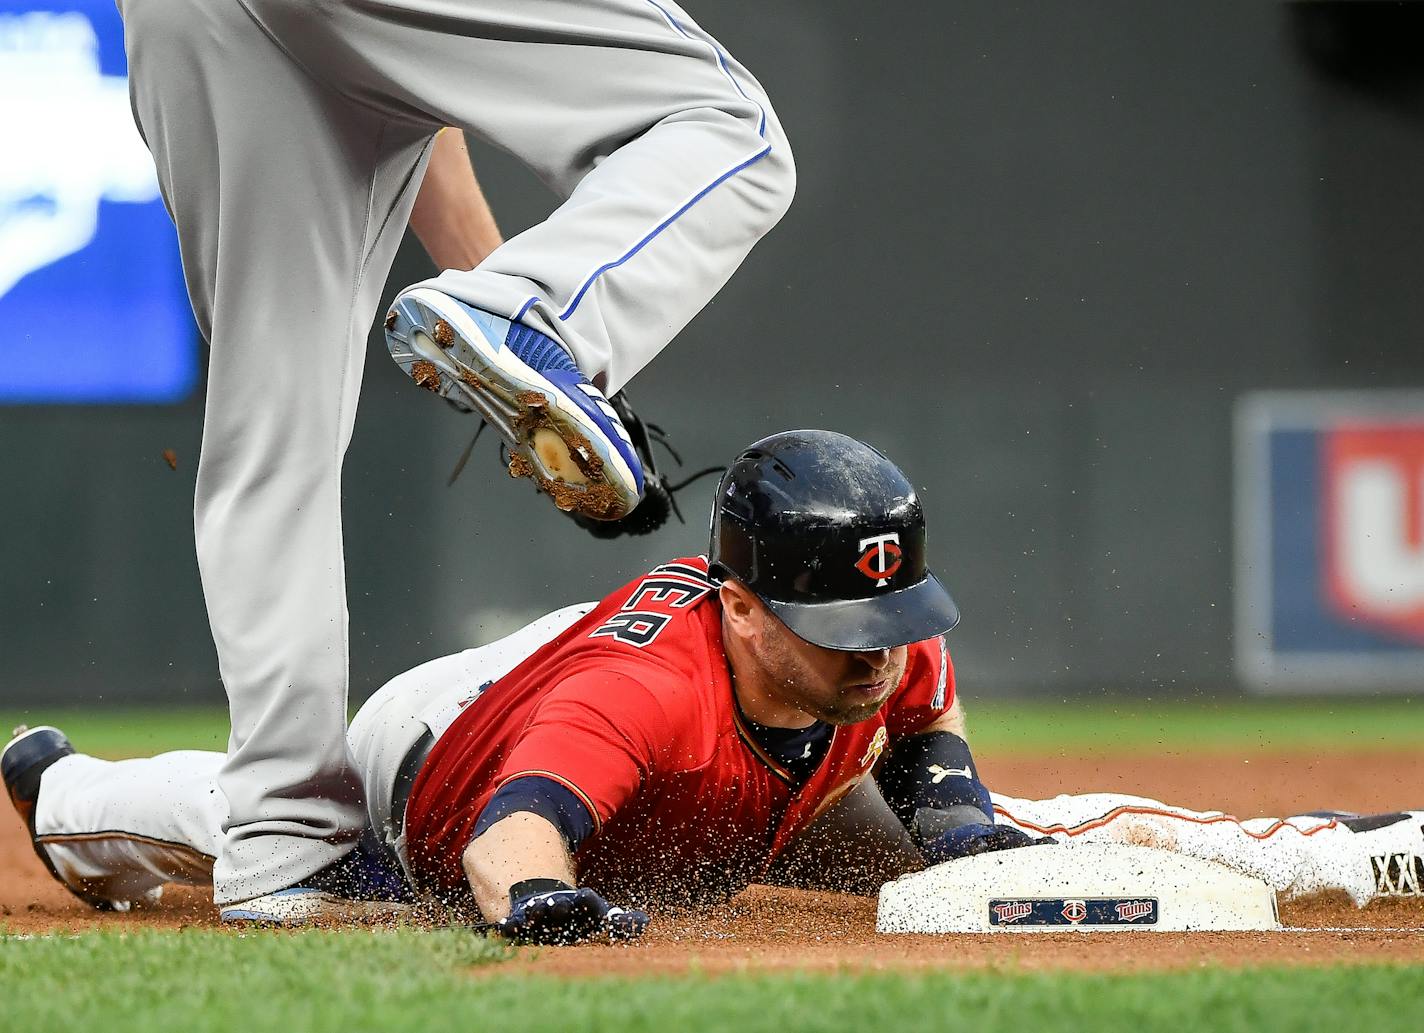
[590,561,716,648]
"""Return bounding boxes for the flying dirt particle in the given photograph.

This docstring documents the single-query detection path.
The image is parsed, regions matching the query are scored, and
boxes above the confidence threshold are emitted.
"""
[162,449,178,471]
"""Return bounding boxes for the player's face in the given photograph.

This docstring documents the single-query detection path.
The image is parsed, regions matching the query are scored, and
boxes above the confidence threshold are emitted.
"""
[756,609,908,726]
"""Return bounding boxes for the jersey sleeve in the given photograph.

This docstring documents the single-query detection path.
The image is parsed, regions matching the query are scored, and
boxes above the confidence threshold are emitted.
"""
[882,636,956,739]
[493,669,676,833]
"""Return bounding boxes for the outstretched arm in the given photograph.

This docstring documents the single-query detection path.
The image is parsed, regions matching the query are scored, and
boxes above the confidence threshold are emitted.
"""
[462,811,576,922]
[408,129,504,272]
[462,807,648,944]
[458,673,666,942]
[879,696,1050,860]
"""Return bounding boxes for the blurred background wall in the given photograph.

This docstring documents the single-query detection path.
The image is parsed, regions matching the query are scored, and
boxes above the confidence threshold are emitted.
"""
[2,1,1422,705]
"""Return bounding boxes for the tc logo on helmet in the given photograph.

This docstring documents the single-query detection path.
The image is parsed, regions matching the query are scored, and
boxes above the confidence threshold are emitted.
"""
[855,533,903,587]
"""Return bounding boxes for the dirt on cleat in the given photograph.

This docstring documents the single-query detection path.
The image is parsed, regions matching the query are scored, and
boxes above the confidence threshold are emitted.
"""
[411,360,443,392]
[385,310,397,330]
[543,478,621,517]
[512,395,606,482]
[514,391,549,418]
[433,320,455,348]
[506,448,624,519]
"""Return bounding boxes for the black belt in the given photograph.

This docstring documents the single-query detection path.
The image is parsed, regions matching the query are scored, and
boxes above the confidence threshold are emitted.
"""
[390,728,435,830]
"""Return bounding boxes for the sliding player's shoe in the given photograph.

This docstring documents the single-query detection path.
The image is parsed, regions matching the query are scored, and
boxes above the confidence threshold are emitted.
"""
[2,724,159,912]
[220,835,414,927]
[385,288,643,521]
[219,888,409,928]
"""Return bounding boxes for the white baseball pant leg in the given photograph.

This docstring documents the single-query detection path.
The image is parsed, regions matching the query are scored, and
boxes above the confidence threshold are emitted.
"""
[30,605,593,904]
[992,792,1424,905]
[32,750,224,909]
[116,0,792,904]
[244,0,797,393]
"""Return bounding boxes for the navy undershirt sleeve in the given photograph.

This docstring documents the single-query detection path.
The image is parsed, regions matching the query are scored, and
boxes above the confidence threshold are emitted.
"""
[473,776,597,851]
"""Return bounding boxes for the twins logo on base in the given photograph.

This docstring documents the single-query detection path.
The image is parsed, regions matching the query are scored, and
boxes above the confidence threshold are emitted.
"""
[988,897,1159,927]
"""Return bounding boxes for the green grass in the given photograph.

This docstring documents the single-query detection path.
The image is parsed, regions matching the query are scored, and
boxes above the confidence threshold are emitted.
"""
[5,703,1422,1029]
[3,698,1419,759]
[0,707,232,757]
[964,698,1424,754]
[1,928,1421,1033]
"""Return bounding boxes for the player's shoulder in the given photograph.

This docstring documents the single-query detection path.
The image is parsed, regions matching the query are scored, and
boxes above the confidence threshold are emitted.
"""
[583,555,721,656]
[560,556,726,727]
[887,633,955,710]
[900,633,950,673]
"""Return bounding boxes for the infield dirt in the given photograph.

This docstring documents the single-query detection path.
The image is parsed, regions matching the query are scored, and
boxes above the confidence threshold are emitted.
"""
[4,748,1421,974]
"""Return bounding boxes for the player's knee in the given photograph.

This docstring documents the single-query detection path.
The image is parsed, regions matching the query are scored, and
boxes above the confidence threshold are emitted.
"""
[706,97,797,230]
[729,93,796,228]
[757,133,797,228]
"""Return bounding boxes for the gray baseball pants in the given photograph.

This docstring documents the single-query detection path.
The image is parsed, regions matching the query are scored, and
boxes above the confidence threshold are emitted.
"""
[115,0,794,904]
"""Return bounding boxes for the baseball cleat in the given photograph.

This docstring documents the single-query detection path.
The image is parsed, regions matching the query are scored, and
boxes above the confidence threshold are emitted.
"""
[3,724,73,831]
[2,724,149,911]
[220,888,410,928]
[385,288,643,521]
[565,390,722,539]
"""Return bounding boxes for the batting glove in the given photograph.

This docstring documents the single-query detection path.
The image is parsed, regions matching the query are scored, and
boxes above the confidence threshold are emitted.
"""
[493,879,649,945]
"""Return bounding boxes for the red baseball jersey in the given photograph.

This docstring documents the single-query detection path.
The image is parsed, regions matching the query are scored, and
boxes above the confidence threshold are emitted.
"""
[402,556,956,905]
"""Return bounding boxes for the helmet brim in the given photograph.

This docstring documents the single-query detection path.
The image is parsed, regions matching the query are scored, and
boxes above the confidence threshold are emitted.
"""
[763,572,961,651]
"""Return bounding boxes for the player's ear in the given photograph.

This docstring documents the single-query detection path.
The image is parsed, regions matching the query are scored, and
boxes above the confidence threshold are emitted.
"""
[718,579,759,634]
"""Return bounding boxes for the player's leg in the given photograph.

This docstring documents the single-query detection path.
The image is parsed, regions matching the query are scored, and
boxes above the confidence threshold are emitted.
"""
[993,791,1424,905]
[116,0,438,908]
[346,653,477,881]
[4,725,225,910]
[246,0,794,390]
[241,0,794,517]
[407,0,795,395]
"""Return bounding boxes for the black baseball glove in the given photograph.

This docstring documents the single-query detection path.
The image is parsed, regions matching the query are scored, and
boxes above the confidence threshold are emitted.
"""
[914,806,1055,864]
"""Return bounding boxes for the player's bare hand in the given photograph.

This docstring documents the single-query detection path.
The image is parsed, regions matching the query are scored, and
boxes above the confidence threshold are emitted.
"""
[921,822,1054,864]
[493,880,649,945]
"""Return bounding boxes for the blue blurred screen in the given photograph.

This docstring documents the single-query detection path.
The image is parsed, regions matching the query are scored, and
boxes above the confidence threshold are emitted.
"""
[0,0,197,404]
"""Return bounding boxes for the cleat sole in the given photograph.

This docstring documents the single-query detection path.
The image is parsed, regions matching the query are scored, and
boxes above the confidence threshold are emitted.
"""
[385,289,638,519]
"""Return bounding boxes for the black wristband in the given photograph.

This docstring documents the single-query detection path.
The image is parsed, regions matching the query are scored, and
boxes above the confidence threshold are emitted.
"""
[507,878,574,907]
[876,731,993,827]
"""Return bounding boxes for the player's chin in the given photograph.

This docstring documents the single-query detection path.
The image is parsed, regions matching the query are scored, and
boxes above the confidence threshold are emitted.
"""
[824,704,887,726]
[824,684,894,725]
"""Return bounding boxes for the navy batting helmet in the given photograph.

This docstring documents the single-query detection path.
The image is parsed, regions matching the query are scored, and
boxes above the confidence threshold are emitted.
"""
[707,430,960,650]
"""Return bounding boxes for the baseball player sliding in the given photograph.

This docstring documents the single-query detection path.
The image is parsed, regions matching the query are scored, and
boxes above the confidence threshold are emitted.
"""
[113,0,795,922]
[6,433,1421,938]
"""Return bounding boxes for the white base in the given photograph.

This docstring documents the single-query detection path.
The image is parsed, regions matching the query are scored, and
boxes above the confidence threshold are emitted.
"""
[877,842,1281,933]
